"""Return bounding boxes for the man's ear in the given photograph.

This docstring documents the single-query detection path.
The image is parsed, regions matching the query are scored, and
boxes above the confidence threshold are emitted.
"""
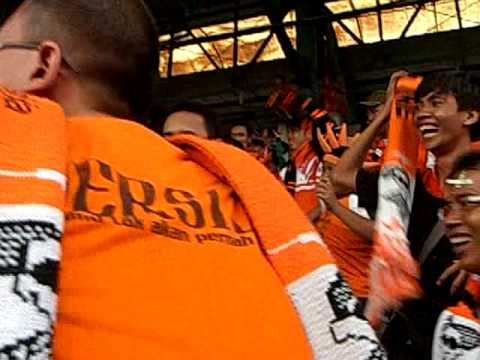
[463,110,480,127]
[27,41,62,93]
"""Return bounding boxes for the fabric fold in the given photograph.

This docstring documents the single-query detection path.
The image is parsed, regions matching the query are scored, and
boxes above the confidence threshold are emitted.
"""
[172,135,386,359]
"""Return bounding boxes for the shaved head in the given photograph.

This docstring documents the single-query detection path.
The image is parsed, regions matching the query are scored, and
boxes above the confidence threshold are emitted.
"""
[18,0,159,118]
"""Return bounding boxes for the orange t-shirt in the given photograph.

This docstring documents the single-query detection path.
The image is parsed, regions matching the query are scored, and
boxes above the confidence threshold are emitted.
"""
[54,117,312,359]
[319,197,372,298]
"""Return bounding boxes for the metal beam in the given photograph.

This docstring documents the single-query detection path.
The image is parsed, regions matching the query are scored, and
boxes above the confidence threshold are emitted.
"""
[400,4,422,39]
[249,31,274,64]
[167,33,174,77]
[433,0,439,32]
[376,0,383,41]
[337,19,364,44]
[348,0,363,41]
[322,6,364,45]
[159,0,431,50]
[267,13,295,59]
[233,1,239,68]
[454,0,463,29]
[187,29,221,70]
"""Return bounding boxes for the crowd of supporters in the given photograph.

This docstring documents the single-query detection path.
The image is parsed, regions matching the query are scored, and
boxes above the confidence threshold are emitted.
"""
[159,69,480,359]
[0,0,479,359]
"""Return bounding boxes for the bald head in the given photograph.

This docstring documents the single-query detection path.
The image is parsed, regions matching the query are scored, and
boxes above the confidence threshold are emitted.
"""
[0,0,159,118]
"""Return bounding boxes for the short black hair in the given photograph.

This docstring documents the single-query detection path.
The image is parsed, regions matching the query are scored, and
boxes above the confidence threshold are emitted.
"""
[449,150,480,179]
[416,72,480,111]
[230,122,252,136]
[164,102,217,138]
[416,72,480,139]
[23,0,159,119]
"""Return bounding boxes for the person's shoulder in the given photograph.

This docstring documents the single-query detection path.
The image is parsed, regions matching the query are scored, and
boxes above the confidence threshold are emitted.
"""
[0,86,64,118]
[68,116,157,137]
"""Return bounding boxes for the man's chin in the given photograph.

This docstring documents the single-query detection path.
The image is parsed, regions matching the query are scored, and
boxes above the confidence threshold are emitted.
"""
[422,137,442,152]
[460,242,480,274]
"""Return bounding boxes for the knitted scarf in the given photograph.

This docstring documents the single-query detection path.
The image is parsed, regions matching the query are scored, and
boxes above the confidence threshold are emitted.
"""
[365,76,423,327]
[432,276,480,359]
[172,135,386,359]
[0,88,66,357]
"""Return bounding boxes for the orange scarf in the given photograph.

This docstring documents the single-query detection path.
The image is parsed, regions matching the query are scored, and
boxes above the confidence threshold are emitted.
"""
[365,76,424,327]
[172,135,386,358]
[0,88,66,357]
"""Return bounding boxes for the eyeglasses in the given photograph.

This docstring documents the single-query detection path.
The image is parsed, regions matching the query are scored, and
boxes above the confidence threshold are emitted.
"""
[0,41,79,73]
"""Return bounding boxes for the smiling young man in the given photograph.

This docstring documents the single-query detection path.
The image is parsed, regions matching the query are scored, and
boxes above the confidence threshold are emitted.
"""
[415,74,480,185]
[444,151,480,274]
[434,151,480,360]
[332,71,480,359]
[0,1,384,359]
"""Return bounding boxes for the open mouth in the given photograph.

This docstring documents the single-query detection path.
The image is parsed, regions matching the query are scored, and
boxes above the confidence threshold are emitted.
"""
[449,234,472,247]
[418,124,439,139]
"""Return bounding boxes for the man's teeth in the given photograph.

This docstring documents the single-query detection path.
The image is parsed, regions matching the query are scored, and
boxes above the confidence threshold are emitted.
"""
[450,236,471,245]
[419,125,439,138]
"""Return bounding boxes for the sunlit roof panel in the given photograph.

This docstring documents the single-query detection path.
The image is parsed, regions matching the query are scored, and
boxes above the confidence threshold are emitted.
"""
[381,7,416,40]
[405,3,438,37]
[460,0,480,28]
[326,0,353,13]
[327,0,479,47]
[238,15,270,30]
[351,0,377,10]
[258,34,286,62]
[358,13,381,42]
[332,21,359,46]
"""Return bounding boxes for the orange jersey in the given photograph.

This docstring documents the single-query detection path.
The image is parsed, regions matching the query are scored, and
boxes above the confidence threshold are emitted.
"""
[320,197,372,298]
[54,117,312,359]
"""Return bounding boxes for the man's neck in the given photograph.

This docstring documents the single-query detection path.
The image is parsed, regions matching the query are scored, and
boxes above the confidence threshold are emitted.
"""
[53,81,133,120]
[434,137,471,184]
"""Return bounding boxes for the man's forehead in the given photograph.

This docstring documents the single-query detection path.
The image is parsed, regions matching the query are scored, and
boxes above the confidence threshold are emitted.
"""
[417,90,451,103]
[168,111,204,121]
[232,126,247,133]
[447,169,480,194]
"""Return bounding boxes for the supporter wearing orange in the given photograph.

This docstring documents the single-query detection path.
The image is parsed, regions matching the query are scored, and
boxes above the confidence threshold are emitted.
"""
[434,151,480,359]
[318,192,373,299]
[333,70,480,359]
[62,117,315,359]
[0,1,384,359]
[316,156,373,302]
[281,119,324,221]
